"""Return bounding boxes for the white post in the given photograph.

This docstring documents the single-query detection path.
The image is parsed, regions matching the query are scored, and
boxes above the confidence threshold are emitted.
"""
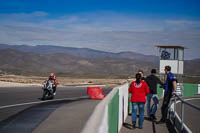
[118,83,129,132]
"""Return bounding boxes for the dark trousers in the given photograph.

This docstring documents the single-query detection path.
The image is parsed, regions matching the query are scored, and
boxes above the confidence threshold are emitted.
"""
[161,92,172,121]
[53,86,56,93]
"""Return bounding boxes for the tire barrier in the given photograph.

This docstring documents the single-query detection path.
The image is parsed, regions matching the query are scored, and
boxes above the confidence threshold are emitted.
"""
[87,87,106,100]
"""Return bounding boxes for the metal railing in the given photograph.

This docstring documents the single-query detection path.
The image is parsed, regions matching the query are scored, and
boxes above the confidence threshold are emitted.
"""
[171,94,200,132]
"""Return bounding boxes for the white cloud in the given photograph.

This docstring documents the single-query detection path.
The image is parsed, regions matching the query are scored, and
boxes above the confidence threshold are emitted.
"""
[0,11,48,19]
[0,11,200,59]
[165,20,200,25]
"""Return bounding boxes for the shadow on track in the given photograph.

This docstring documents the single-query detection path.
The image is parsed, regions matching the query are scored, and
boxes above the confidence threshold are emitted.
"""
[0,97,89,133]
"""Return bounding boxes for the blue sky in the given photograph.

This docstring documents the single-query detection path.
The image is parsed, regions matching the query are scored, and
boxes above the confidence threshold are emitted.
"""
[0,0,200,59]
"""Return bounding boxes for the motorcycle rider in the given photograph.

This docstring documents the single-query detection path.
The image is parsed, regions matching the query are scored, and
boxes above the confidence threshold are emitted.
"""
[48,72,58,95]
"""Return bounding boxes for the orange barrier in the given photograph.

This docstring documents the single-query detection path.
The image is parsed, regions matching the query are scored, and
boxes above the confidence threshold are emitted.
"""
[87,87,106,100]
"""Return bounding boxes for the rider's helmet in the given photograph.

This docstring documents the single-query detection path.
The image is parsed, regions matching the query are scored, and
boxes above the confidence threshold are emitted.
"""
[49,72,55,79]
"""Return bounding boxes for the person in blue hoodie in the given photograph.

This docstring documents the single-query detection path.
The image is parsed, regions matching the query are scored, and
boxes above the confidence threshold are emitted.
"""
[157,66,177,124]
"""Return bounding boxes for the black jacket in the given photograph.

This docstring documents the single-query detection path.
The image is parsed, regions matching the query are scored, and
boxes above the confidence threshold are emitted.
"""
[145,74,164,94]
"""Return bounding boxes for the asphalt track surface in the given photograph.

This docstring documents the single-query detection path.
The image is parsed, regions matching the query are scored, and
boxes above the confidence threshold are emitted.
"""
[0,86,111,133]
[176,98,200,133]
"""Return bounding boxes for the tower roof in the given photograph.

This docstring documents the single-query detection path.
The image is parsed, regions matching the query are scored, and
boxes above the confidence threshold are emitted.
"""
[154,45,185,49]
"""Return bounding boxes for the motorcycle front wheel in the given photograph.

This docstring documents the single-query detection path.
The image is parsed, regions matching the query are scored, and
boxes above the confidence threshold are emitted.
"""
[42,90,48,100]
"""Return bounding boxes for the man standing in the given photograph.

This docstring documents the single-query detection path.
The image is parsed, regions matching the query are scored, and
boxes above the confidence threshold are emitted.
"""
[157,66,177,124]
[146,69,164,120]
[138,70,145,81]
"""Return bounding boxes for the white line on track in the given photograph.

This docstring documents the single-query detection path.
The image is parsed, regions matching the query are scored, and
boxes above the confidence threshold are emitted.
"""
[0,96,89,109]
[75,85,106,87]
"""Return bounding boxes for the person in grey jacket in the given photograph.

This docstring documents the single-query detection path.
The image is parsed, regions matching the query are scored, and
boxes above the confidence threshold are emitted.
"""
[145,69,164,120]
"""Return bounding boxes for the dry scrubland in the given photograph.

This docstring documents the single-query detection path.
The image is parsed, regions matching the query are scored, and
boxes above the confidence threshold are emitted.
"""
[0,75,131,88]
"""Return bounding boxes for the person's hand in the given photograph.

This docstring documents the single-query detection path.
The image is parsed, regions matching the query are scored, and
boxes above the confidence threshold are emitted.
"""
[172,91,176,95]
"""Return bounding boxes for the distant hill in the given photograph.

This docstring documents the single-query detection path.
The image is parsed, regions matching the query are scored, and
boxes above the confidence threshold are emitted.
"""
[0,49,157,78]
[0,44,159,63]
[184,58,200,76]
[0,44,199,78]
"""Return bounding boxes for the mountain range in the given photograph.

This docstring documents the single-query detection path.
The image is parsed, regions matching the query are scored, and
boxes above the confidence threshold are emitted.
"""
[0,44,158,63]
[0,44,199,78]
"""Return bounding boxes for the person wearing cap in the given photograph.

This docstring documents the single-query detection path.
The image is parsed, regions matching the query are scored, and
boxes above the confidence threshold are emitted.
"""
[48,72,59,95]
[145,69,164,120]
[157,66,177,124]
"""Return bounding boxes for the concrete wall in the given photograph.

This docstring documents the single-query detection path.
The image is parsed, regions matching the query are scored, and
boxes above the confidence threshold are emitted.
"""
[81,83,129,133]
[157,83,199,97]
[160,60,184,74]
[183,83,198,97]
[198,84,200,94]
[118,83,129,132]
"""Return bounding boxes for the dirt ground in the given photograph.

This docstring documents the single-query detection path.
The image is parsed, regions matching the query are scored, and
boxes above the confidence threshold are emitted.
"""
[0,75,132,87]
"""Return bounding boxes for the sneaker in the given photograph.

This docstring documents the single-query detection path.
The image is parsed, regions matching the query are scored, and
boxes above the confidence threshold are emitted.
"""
[132,121,136,129]
[53,92,56,96]
[153,115,157,120]
[150,114,157,120]
[156,119,166,124]
[146,115,151,120]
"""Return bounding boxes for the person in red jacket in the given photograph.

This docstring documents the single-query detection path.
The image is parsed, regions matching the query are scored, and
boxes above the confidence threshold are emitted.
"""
[48,72,58,95]
[129,73,150,129]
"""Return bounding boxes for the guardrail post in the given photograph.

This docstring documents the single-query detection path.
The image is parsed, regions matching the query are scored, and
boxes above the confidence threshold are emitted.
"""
[168,102,171,119]
[181,102,184,131]
[173,96,176,125]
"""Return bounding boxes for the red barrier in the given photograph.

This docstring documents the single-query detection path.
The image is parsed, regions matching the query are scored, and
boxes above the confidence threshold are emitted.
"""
[87,87,106,100]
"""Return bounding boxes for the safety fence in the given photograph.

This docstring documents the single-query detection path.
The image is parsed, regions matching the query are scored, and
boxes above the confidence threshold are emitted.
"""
[159,83,200,132]
[82,82,200,133]
[170,94,200,133]
[81,83,129,133]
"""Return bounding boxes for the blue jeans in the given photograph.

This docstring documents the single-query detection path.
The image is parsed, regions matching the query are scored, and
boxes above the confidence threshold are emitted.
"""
[147,94,159,117]
[132,102,145,128]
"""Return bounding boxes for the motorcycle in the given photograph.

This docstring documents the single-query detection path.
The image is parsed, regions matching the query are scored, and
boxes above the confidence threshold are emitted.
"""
[41,80,55,100]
